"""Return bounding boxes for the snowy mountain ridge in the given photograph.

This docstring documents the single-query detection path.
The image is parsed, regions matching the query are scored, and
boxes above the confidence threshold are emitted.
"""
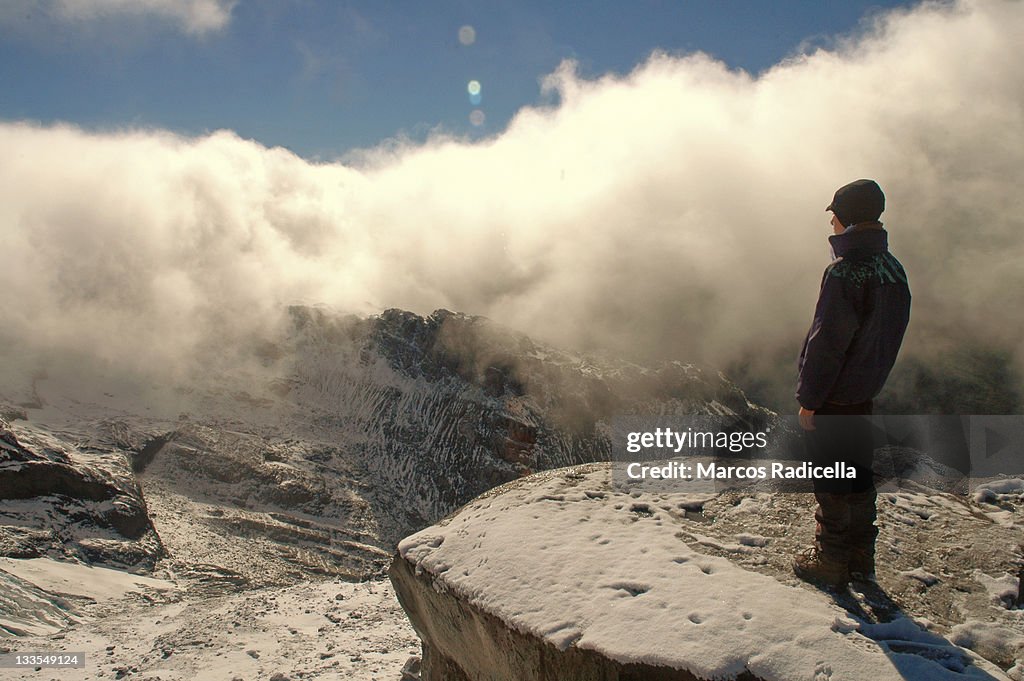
[0,306,762,581]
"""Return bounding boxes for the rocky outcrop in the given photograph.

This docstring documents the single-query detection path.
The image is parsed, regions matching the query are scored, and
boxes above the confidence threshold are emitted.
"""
[0,419,164,569]
[390,549,741,681]
[278,307,767,540]
[118,420,392,583]
[392,464,1015,681]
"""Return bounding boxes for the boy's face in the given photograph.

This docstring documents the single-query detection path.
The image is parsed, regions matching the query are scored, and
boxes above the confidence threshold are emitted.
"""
[830,213,844,235]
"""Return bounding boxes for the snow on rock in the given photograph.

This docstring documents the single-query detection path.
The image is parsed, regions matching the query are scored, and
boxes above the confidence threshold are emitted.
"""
[393,464,1009,681]
[278,306,767,539]
[0,420,164,568]
[901,567,940,586]
[972,570,1022,610]
[1,573,419,681]
[0,557,175,639]
[951,621,1024,673]
[0,557,175,602]
[736,533,770,548]
[975,479,1024,504]
[0,568,78,637]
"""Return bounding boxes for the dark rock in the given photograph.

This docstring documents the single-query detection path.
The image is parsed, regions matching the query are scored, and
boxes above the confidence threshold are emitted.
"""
[0,405,27,422]
[400,656,422,680]
[131,432,175,474]
[0,423,163,569]
[0,460,120,502]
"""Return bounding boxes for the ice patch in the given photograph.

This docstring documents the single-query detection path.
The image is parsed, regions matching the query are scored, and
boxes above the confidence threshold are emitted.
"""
[973,570,1021,609]
[0,557,175,602]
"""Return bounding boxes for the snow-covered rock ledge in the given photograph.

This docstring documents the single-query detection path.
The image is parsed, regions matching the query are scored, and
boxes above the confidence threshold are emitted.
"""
[391,464,1012,681]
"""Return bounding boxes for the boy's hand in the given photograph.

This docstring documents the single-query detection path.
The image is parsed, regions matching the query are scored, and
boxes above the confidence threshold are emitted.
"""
[799,406,816,431]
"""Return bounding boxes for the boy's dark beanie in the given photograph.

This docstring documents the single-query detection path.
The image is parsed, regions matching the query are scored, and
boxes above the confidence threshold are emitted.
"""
[826,179,885,226]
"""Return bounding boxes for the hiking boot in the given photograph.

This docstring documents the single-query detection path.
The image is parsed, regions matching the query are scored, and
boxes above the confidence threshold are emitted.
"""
[793,547,850,587]
[849,548,876,581]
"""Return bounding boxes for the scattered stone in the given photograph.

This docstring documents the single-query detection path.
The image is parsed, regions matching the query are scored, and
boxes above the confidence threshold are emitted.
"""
[0,422,164,569]
[400,656,422,680]
[902,567,940,586]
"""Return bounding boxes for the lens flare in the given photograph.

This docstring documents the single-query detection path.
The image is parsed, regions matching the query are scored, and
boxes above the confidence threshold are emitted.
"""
[458,25,476,46]
[469,109,485,126]
[469,92,482,105]
[467,80,481,96]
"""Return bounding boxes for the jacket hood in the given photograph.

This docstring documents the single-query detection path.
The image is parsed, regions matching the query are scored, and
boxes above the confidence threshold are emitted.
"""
[828,222,888,260]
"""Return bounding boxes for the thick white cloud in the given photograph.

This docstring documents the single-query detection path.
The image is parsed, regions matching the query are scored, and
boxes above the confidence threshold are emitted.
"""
[0,0,1021,404]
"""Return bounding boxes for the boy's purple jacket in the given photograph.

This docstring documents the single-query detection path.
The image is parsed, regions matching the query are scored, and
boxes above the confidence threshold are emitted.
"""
[796,224,911,411]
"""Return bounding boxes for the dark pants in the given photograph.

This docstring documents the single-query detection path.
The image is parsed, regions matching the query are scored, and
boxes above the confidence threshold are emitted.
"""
[806,401,877,564]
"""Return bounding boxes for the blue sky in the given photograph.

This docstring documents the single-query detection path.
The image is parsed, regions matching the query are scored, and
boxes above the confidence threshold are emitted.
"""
[0,0,918,159]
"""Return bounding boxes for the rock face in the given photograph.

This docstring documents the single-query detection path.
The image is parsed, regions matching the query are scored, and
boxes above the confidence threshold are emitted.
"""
[276,306,765,540]
[392,464,1015,681]
[135,420,392,582]
[0,418,164,569]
